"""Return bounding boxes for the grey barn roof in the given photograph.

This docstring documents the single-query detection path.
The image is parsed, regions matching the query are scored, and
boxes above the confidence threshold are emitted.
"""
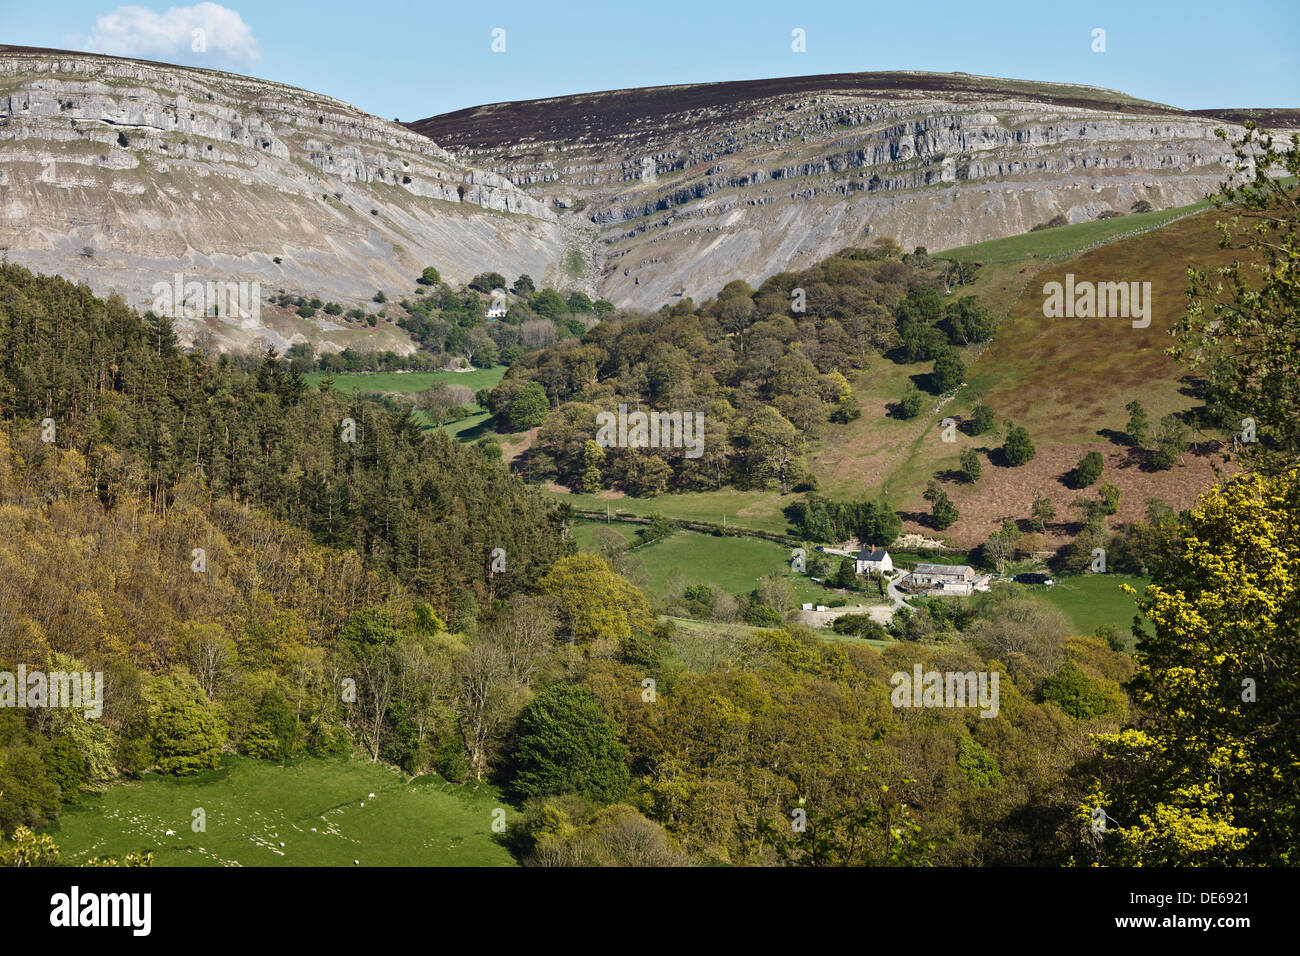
[913,563,974,575]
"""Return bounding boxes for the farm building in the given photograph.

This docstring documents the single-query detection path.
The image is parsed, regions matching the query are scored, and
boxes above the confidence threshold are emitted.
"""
[855,547,894,575]
[903,563,991,596]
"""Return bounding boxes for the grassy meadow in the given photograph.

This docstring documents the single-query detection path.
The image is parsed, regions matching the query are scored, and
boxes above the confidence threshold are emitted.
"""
[304,365,507,435]
[572,519,857,605]
[302,365,507,396]
[46,755,515,867]
[549,487,794,535]
[1031,572,1150,638]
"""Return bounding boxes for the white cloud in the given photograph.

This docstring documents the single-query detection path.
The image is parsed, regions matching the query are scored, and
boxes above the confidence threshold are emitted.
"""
[68,3,260,71]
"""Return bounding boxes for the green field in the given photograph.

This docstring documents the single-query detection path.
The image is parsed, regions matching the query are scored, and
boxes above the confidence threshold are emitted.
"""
[635,529,794,596]
[302,365,507,396]
[570,517,637,551]
[303,366,507,437]
[574,520,855,605]
[934,198,1213,262]
[46,755,516,867]
[1023,573,1149,637]
[549,488,793,535]
[441,410,495,438]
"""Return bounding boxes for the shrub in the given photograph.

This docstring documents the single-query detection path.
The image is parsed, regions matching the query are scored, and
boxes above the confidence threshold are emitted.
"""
[896,387,924,419]
[741,603,782,626]
[830,614,888,640]
[511,686,630,805]
[145,677,226,776]
[1071,451,1104,487]
[1002,424,1036,466]
[1031,213,1069,231]
[830,395,862,423]
[924,480,959,530]
[1042,662,1127,720]
[968,404,996,435]
[932,348,966,392]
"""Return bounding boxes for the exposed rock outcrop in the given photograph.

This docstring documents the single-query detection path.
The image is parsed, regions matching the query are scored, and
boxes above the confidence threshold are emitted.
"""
[0,46,569,350]
[410,71,1279,309]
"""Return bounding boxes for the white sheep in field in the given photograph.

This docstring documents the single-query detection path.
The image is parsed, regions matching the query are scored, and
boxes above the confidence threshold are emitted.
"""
[165,830,175,837]
[368,793,375,799]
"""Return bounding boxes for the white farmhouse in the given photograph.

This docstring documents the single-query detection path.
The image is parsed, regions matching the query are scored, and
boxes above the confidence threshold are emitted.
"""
[855,547,894,576]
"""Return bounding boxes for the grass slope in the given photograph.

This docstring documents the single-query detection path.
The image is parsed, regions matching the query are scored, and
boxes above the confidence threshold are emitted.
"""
[303,366,506,396]
[304,366,507,436]
[573,520,854,605]
[806,202,1241,547]
[46,754,516,867]
[934,199,1214,262]
[1032,573,1150,637]
[634,528,793,596]
[549,488,793,535]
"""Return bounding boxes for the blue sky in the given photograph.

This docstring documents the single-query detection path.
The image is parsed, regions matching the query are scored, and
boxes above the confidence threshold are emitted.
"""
[4,1,1297,119]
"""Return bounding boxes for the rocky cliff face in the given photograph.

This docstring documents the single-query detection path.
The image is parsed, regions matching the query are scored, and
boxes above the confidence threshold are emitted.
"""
[0,46,571,350]
[3,52,1286,342]
[411,72,1275,309]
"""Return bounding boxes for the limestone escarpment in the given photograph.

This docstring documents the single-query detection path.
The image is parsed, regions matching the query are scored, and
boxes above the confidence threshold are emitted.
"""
[411,71,1276,309]
[0,46,570,351]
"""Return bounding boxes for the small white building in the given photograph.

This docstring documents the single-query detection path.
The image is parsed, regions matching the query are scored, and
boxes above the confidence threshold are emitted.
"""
[486,288,508,319]
[855,547,894,576]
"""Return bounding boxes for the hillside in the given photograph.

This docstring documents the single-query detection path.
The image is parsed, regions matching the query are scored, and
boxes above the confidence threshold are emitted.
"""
[6,50,1291,352]
[490,194,1251,554]
[409,71,1281,309]
[841,203,1242,547]
[0,45,573,353]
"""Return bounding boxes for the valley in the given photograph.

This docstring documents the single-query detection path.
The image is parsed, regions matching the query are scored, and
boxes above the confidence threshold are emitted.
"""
[0,14,1295,881]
